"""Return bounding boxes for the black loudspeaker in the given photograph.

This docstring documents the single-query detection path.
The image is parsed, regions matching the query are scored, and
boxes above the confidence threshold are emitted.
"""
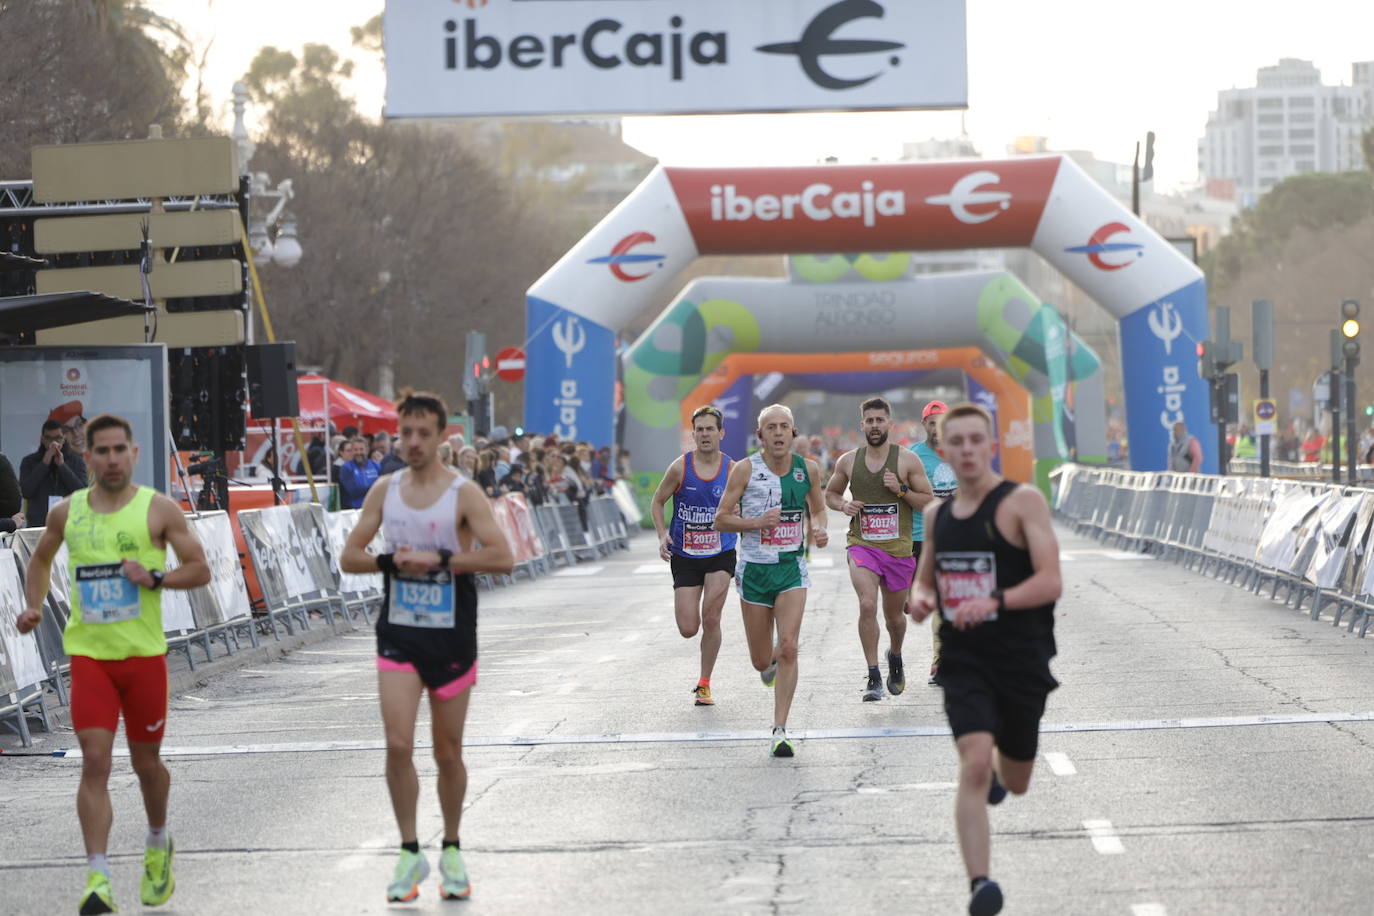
[245,342,299,419]
[168,346,247,452]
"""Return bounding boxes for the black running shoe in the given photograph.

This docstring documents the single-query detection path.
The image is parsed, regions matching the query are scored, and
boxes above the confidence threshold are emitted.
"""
[885,650,905,695]
[987,772,1008,806]
[969,878,1003,915]
[862,672,884,702]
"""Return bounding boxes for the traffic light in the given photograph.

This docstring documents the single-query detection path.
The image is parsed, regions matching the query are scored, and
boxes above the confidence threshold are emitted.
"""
[1197,340,1216,379]
[1364,405,1373,417]
[1341,299,1360,362]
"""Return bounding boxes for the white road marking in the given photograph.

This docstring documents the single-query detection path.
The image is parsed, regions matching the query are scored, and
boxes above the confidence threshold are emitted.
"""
[1083,819,1125,854]
[622,633,640,643]
[553,566,605,577]
[59,710,1374,758]
[633,564,663,575]
[856,782,958,794]
[1044,751,1077,775]
[807,557,835,568]
[1131,905,1168,916]
[595,655,617,664]
[336,833,394,873]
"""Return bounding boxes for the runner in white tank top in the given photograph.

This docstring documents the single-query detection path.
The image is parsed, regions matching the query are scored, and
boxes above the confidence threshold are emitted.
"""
[341,392,514,905]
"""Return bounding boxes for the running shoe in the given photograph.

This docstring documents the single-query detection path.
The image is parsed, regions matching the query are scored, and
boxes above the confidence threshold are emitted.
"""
[438,846,471,900]
[692,684,715,706]
[386,849,430,903]
[140,836,175,906]
[928,664,940,686]
[770,728,795,758]
[78,871,116,915]
[760,659,778,688]
[862,671,884,702]
[987,772,1008,806]
[885,650,906,695]
[969,877,1004,915]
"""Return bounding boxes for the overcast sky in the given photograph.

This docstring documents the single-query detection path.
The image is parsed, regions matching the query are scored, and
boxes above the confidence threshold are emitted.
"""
[154,0,1374,192]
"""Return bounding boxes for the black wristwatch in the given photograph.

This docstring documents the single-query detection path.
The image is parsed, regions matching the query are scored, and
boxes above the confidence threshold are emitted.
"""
[990,588,1006,613]
[898,484,910,495]
[149,570,165,590]
[436,548,453,572]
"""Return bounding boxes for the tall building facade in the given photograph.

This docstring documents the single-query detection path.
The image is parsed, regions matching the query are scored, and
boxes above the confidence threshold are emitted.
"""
[1199,58,1374,206]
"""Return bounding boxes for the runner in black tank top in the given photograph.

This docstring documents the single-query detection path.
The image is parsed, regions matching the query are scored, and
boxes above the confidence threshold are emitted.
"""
[342,392,515,905]
[906,404,1063,916]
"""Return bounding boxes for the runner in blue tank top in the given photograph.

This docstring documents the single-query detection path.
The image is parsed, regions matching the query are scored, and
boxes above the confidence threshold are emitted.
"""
[910,400,959,685]
[650,405,737,706]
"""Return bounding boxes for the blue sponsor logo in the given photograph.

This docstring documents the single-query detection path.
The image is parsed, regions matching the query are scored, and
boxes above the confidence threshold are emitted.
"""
[524,296,616,446]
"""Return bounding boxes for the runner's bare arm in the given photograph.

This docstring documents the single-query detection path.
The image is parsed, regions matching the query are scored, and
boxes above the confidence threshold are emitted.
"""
[444,481,515,575]
[16,500,67,633]
[900,449,934,512]
[713,460,771,532]
[340,476,390,573]
[906,502,941,622]
[1002,486,1062,609]
[823,451,858,514]
[132,496,210,590]
[805,458,829,548]
[650,457,685,559]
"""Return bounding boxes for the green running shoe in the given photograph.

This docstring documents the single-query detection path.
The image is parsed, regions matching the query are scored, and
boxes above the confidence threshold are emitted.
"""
[78,870,117,915]
[439,846,472,900]
[386,849,430,903]
[140,837,175,906]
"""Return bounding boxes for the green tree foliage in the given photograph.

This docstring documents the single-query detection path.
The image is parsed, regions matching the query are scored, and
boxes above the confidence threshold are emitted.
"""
[241,44,575,416]
[0,0,191,174]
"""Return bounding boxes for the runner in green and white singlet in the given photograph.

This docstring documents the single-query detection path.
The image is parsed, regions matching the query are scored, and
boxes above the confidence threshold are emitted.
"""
[714,404,828,758]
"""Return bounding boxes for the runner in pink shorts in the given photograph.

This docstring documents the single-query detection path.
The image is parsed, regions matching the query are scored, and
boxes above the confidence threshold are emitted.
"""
[824,397,934,701]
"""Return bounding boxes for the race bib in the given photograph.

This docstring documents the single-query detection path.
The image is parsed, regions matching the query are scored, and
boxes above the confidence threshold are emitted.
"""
[681,521,722,557]
[935,552,998,622]
[388,569,455,629]
[859,503,899,541]
[76,563,140,624]
[761,508,804,551]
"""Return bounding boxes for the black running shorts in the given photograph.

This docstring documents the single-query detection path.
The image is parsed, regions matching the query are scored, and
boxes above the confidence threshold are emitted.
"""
[939,657,1056,761]
[670,549,737,589]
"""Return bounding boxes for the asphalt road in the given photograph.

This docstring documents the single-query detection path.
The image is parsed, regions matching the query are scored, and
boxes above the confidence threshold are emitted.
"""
[3,521,1374,915]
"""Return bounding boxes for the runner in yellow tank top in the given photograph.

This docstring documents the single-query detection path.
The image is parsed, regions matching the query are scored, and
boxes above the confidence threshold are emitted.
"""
[824,397,933,701]
[16,414,209,915]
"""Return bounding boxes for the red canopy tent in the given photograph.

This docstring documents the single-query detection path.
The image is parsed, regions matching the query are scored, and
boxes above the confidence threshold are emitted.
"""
[245,373,397,436]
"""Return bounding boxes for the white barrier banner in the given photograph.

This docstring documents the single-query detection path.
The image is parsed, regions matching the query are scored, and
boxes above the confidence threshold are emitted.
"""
[325,510,382,595]
[195,513,252,621]
[160,545,197,633]
[0,548,47,692]
[260,507,317,600]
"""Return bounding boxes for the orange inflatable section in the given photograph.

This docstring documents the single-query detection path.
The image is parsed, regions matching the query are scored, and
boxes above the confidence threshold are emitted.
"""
[682,348,1032,484]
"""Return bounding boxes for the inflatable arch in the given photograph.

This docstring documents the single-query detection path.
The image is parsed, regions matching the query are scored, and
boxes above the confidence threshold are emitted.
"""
[525,156,1212,477]
[675,347,1034,484]
[620,262,1104,510]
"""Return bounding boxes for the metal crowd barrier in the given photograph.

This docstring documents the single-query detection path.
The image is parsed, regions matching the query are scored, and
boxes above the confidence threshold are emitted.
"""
[1053,463,1374,640]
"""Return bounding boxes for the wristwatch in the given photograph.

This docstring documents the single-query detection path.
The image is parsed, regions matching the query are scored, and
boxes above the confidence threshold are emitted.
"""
[149,570,165,590]
[436,548,453,571]
[898,484,909,494]
[990,588,1006,613]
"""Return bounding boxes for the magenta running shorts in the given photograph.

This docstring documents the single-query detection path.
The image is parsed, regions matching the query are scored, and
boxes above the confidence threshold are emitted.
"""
[376,656,477,701]
[847,543,917,593]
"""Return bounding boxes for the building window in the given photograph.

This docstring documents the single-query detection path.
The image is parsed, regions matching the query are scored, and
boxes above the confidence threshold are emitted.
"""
[1295,160,1315,171]
[1288,96,1314,107]
[1258,129,1283,140]
[1290,128,1314,140]
[1228,100,1249,118]
[1289,144,1315,155]
[1334,98,1349,116]
[1258,97,1283,109]
[1257,113,1283,124]
[1258,145,1284,156]
[1289,111,1315,123]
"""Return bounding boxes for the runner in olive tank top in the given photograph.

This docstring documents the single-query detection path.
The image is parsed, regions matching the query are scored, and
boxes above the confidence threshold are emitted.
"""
[824,398,932,701]
[17,415,210,916]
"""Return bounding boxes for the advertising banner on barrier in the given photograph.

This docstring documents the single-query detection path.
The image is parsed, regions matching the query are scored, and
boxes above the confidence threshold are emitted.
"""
[0,345,170,494]
[191,513,252,623]
[160,547,198,632]
[503,493,546,561]
[385,0,967,118]
[324,510,383,595]
[291,505,340,593]
[0,549,47,693]
[489,497,529,565]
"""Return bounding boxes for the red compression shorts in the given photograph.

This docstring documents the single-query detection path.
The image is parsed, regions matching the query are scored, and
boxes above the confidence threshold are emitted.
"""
[70,655,169,742]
